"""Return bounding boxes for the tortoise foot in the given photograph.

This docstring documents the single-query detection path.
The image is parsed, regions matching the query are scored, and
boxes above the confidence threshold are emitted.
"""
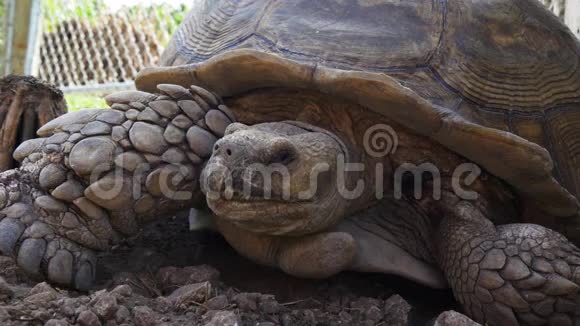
[0,172,97,290]
[442,220,580,326]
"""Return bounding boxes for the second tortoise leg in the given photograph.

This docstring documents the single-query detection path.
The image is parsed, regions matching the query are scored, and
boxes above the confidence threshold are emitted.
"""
[438,201,580,326]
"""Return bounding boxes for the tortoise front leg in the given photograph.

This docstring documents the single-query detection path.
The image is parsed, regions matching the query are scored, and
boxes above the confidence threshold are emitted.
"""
[0,84,234,290]
[438,201,580,326]
[215,217,357,278]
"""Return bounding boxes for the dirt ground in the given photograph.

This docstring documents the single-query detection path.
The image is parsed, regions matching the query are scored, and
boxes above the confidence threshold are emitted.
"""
[0,215,479,326]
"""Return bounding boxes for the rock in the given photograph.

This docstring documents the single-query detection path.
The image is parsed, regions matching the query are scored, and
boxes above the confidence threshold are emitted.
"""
[84,174,133,210]
[168,282,211,306]
[115,306,131,324]
[186,126,217,158]
[163,124,185,145]
[133,306,157,326]
[45,319,70,326]
[29,281,57,296]
[205,109,232,137]
[366,305,383,323]
[92,293,119,320]
[259,295,280,314]
[60,298,77,317]
[203,311,240,326]
[129,122,169,155]
[157,265,220,289]
[97,110,126,124]
[233,292,261,311]
[25,289,58,305]
[434,311,481,326]
[35,195,67,212]
[383,294,411,326]
[52,180,85,202]
[48,250,74,285]
[69,137,117,175]
[77,310,102,326]
[111,284,133,298]
[81,121,112,136]
[206,295,229,310]
[149,100,180,119]
[39,164,67,190]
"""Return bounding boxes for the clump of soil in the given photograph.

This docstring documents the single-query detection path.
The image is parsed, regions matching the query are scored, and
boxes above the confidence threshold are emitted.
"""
[0,216,479,326]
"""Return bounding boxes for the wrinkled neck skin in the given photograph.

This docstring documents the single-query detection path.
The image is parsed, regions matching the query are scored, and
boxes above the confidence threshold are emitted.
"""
[224,88,518,256]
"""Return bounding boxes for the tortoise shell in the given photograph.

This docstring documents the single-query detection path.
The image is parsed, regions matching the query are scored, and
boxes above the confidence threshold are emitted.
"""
[136,0,580,221]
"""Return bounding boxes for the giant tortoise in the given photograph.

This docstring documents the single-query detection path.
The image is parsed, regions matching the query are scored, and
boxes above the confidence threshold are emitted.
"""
[0,0,579,325]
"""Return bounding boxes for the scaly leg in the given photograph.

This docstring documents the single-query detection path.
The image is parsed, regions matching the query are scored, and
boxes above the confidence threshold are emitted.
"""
[438,201,580,326]
[0,84,235,289]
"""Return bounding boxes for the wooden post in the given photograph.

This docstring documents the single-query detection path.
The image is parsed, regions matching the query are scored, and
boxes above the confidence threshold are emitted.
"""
[0,75,67,171]
[4,0,38,75]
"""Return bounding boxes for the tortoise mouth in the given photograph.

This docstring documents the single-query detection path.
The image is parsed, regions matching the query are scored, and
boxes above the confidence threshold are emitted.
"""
[208,197,321,235]
[208,196,311,219]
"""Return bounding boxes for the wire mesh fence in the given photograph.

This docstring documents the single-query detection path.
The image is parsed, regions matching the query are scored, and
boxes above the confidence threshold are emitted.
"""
[37,0,190,94]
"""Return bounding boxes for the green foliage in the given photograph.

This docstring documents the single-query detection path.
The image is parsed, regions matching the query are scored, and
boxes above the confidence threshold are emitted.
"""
[65,93,106,112]
[43,0,108,32]
[42,0,190,41]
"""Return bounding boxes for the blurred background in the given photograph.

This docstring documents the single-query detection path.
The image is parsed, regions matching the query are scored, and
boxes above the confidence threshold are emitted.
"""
[0,0,190,111]
[0,0,577,112]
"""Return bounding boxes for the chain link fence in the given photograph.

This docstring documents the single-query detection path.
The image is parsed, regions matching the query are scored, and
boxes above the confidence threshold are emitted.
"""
[37,0,190,95]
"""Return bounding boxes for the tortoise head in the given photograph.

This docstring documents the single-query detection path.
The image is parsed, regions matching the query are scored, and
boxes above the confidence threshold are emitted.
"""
[201,121,354,236]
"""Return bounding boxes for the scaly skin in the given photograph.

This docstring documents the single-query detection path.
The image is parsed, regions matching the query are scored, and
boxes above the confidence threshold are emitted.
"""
[202,119,580,326]
[0,84,234,289]
[439,201,580,325]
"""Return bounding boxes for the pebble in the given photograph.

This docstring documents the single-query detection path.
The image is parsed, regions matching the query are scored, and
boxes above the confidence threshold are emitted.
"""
[77,310,102,326]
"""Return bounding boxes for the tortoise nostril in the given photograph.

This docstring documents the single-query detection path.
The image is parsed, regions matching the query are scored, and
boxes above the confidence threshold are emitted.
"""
[226,149,233,156]
[214,144,219,151]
